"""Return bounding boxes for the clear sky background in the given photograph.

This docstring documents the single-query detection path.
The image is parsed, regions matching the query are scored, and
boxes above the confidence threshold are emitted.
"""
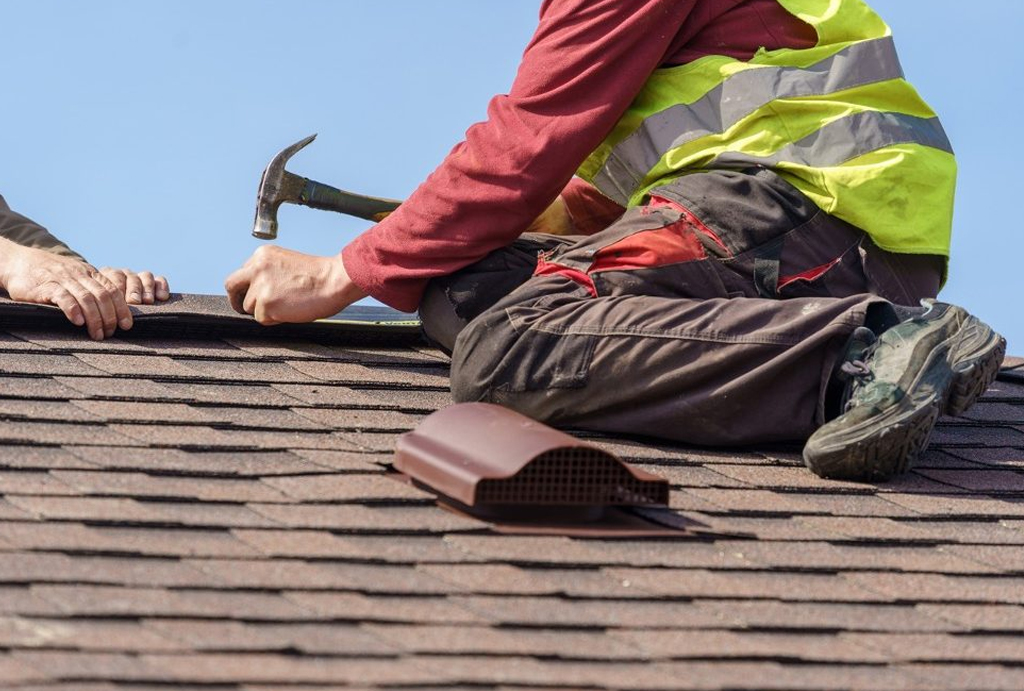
[2,1,1021,351]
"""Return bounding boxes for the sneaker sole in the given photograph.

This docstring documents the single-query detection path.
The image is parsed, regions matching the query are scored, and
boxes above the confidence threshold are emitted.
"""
[804,312,1006,481]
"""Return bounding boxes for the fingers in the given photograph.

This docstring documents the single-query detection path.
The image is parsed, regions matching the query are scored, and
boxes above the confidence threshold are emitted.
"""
[93,271,133,332]
[80,274,124,339]
[46,285,86,328]
[224,266,251,315]
[152,273,171,301]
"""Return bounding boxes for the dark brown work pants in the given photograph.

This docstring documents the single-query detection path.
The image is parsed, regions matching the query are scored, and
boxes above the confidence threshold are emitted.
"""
[421,169,943,445]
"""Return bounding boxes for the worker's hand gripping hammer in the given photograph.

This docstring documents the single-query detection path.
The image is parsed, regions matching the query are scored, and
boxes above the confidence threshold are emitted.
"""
[252,134,403,240]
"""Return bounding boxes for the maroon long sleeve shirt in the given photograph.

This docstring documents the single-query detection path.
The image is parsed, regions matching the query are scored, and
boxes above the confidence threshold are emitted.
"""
[342,0,816,312]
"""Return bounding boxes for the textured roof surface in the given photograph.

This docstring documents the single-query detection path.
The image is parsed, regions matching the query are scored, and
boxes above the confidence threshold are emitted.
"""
[0,296,1023,690]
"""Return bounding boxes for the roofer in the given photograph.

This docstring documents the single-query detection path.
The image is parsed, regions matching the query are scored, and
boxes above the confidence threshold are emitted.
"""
[226,0,1006,481]
[0,194,170,340]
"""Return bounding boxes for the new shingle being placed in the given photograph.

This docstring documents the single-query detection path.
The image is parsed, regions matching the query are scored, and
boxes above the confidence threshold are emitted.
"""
[0,294,1023,690]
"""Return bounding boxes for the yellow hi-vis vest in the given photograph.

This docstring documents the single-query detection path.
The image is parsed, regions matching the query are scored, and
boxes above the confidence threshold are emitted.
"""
[577,0,956,260]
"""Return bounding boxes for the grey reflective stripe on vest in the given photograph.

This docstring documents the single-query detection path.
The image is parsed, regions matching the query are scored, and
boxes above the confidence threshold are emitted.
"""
[710,111,953,170]
[594,36,906,204]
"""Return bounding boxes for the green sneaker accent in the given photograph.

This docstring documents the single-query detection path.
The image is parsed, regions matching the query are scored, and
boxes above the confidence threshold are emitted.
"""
[803,302,1006,482]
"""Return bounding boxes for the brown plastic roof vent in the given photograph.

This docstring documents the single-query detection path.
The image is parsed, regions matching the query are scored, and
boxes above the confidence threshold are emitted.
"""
[394,403,668,512]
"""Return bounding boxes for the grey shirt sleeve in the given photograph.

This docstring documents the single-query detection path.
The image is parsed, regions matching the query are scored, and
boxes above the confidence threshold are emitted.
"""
[0,193,87,262]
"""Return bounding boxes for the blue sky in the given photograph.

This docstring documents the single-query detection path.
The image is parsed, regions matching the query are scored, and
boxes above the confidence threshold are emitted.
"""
[2,1,1022,351]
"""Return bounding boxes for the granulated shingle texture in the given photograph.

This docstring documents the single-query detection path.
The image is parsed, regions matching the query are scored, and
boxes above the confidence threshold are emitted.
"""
[1,296,1023,690]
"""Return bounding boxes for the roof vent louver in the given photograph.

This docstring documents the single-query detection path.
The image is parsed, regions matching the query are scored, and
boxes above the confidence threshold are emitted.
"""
[395,403,668,518]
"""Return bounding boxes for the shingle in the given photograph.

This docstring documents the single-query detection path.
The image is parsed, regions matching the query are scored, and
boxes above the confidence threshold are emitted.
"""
[0,421,136,447]
[9,651,157,683]
[107,423,240,448]
[892,520,1024,545]
[0,654,55,684]
[353,387,454,411]
[841,632,1024,663]
[140,501,282,529]
[0,523,259,558]
[260,473,433,503]
[0,446,91,471]
[33,585,310,620]
[290,407,423,432]
[880,492,1024,518]
[944,446,1024,467]
[140,652,424,685]
[270,383,387,407]
[0,618,180,652]
[145,619,396,656]
[0,332,45,351]
[365,623,643,660]
[715,540,995,574]
[915,469,1024,493]
[699,599,957,633]
[50,470,290,503]
[70,400,216,424]
[916,603,1024,632]
[184,559,452,595]
[333,430,405,453]
[286,361,449,388]
[284,592,484,625]
[0,353,106,377]
[53,376,178,400]
[794,515,939,543]
[842,572,1024,604]
[929,424,1024,447]
[150,381,304,407]
[198,406,328,431]
[247,503,484,533]
[0,587,66,616]
[940,543,1024,573]
[212,428,365,452]
[231,530,472,563]
[897,663,1024,691]
[0,399,101,423]
[289,449,389,473]
[451,595,727,628]
[0,471,78,496]
[963,402,1024,424]
[65,446,326,477]
[177,359,320,383]
[72,353,199,378]
[603,568,883,602]
[4,496,165,523]
[612,629,891,663]
[0,552,216,588]
[680,487,849,515]
[417,563,640,597]
[0,376,82,400]
[444,535,752,569]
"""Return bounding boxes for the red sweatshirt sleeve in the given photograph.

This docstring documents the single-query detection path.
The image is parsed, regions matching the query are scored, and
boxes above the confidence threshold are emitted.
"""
[342,0,698,312]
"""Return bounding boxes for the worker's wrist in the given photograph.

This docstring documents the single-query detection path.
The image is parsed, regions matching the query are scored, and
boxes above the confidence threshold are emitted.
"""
[0,237,25,290]
[330,253,367,307]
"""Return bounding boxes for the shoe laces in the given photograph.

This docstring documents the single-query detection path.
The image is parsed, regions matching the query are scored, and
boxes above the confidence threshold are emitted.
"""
[838,340,881,412]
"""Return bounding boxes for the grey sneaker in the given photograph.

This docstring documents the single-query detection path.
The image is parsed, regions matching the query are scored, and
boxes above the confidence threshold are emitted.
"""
[803,302,1006,481]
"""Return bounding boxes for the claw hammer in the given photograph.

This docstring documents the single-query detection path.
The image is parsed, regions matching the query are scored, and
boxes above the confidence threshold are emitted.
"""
[252,134,402,240]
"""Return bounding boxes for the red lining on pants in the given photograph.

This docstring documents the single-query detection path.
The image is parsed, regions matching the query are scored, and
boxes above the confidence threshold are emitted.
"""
[534,256,598,297]
[648,195,732,257]
[778,256,843,290]
[589,221,708,273]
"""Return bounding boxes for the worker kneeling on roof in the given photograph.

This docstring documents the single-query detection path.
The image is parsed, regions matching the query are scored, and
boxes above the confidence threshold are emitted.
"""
[225,0,1006,482]
[0,194,170,340]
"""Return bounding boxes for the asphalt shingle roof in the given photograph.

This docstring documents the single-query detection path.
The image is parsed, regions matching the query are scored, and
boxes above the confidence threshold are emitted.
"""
[0,295,1023,690]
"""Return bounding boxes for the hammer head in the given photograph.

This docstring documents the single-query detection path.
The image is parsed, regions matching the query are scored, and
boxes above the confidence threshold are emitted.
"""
[252,134,317,240]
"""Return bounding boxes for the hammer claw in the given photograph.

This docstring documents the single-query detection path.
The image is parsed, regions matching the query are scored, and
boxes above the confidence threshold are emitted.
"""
[252,134,402,240]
